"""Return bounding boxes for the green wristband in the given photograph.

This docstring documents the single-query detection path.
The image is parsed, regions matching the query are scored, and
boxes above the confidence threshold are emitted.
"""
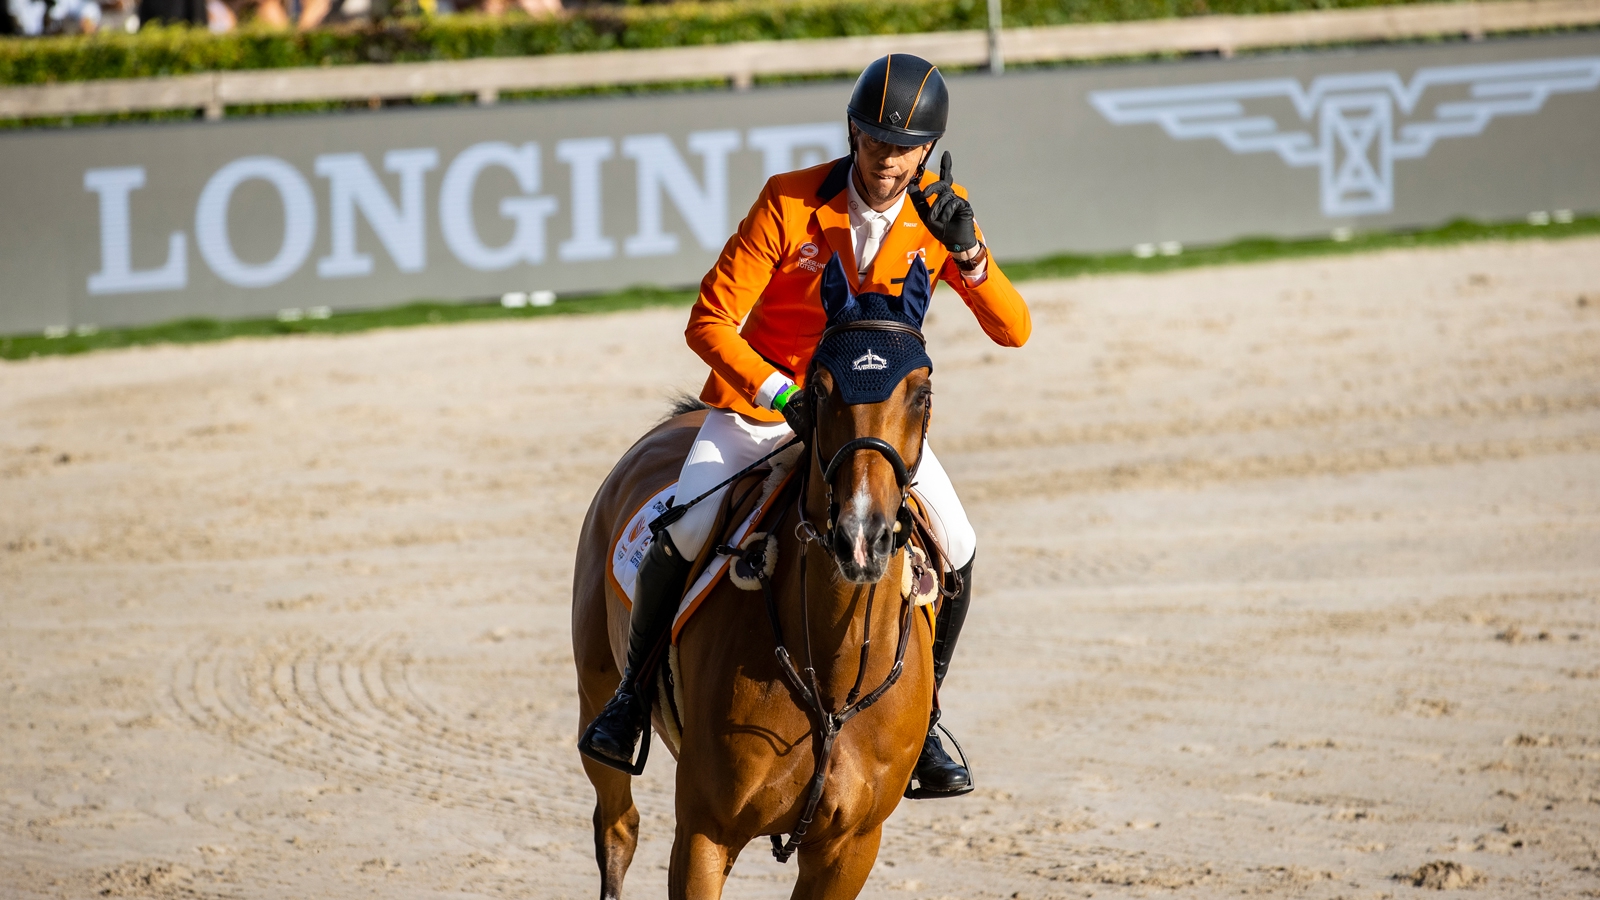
[772,384,799,411]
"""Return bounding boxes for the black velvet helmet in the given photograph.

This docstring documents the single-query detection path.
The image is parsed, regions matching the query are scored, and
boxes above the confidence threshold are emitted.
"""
[846,54,949,147]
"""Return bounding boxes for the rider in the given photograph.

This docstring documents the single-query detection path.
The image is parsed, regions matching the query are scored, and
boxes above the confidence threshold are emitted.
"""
[580,54,1031,795]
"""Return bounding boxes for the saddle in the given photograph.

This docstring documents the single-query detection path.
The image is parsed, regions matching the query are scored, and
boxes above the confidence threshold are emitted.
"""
[606,442,804,639]
[606,444,942,755]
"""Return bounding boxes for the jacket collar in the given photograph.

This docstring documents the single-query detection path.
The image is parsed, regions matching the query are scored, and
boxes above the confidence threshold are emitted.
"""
[816,156,852,202]
[815,174,857,288]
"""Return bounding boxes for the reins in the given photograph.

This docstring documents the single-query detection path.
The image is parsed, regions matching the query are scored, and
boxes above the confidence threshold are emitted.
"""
[648,436,803,540]
[751,364,937,864]
[751,459,920,864]
[646,330,945,864]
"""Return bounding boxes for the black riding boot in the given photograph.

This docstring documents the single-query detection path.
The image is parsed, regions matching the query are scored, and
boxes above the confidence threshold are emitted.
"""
[909,556,975,797]
[578,530,694,773]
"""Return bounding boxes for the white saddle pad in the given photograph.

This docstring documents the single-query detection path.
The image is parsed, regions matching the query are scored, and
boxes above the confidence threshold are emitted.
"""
[607,446,805,643]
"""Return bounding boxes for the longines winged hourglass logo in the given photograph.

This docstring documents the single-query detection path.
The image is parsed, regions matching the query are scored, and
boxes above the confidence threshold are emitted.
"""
[1088,57,1600,217]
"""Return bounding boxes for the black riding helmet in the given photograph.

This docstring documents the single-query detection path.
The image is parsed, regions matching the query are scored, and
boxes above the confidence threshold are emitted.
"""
[847,54,949,148]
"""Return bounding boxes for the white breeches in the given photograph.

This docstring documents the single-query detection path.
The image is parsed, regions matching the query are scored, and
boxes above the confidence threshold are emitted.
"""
[665,410,977,570]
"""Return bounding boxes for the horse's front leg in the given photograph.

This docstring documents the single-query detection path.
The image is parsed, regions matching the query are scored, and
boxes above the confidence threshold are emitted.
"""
[667,822,741,900]
[790,827,883,900]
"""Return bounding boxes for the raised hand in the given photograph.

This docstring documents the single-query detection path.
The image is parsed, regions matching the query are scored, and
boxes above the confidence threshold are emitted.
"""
[907,151,978,253]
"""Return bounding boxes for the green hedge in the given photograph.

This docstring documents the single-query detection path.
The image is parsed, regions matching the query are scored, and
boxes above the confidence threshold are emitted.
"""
[2,0,1457,85]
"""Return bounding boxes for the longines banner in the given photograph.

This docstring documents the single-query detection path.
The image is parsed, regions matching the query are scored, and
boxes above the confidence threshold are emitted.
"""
[2,33,1598,334]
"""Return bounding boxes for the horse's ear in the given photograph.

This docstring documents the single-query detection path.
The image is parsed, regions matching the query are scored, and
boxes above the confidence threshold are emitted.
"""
[820,253,857,322]
[898,256,933,326]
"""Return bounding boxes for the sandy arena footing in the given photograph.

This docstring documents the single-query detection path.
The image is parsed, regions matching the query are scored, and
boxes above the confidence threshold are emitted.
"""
[2,238,1598,899]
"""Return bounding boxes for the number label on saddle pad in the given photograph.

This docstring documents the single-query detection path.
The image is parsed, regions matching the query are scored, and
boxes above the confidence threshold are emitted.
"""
[610,485,676,604]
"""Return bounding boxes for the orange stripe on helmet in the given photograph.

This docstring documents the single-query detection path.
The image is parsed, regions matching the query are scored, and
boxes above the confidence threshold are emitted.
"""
[878,55,892,122]
[904,64,937,131]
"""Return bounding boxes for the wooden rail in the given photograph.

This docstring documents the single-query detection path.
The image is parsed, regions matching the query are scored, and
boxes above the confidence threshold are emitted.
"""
[2,0,1597,120]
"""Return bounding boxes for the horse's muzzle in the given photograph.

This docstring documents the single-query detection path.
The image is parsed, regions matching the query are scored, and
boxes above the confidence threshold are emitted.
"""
[831,510,894,583]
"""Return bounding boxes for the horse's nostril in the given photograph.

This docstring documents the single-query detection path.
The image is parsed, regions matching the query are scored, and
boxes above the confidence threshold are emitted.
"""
[833,528,855,561]
[871,523,892,556]
[831,512,894,576]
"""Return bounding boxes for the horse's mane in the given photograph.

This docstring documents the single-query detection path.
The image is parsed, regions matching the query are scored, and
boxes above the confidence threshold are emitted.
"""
[663,393,712,421]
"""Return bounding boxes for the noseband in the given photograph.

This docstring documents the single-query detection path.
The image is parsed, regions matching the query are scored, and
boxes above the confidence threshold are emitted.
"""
[814,434,919,554]
[821,436,912,487]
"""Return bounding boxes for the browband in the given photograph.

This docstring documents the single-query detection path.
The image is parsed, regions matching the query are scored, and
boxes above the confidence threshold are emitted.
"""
[819,319,927,345]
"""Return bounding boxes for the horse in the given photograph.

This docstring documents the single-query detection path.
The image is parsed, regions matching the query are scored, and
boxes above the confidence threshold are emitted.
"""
[570,302,942,899]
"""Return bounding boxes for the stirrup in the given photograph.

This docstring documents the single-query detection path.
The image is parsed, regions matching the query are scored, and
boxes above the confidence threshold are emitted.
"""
[578,691,654,776]
[903,721,974,800]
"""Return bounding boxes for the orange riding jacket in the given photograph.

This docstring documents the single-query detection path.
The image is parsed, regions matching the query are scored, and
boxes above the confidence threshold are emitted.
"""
[687,157,1031,422]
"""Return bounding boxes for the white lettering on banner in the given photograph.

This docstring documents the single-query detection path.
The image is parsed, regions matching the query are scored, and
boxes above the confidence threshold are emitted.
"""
[316,149,439,277]
[84,167,187,295]
[556,137,617,262]
[439,142,560,271]
[195,156,317,289]
[82,122,849,293]
[747,123,849,179]
[622,130,741,257]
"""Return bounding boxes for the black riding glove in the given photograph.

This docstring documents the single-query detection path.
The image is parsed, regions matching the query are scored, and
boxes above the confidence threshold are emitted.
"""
[775,385,813,440]
[908,151,978,253]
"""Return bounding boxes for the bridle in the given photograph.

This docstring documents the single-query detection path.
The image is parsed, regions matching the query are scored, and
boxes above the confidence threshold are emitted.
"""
[806,319,932,557]
[741,319,935,864]
[657,319,944,862]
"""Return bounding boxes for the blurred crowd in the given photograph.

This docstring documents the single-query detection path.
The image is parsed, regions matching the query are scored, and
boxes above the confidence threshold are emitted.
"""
[2,0,562,36]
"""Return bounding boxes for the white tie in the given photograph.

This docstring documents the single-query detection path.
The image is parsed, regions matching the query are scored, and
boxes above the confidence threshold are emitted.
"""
[858,215,888,275]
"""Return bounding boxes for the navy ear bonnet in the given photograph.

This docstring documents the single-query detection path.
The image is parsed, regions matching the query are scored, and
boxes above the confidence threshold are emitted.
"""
[811,253,934,405]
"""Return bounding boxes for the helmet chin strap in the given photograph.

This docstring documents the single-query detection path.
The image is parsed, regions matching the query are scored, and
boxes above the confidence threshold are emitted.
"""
[912,139,939,186]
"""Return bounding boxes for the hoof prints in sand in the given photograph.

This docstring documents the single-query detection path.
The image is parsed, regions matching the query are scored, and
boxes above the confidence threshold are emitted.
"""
[169,633,590,825]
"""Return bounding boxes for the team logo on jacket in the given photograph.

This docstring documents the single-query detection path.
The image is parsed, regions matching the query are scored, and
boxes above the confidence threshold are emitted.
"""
[852,349,888,371]
[797,242,826,273]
